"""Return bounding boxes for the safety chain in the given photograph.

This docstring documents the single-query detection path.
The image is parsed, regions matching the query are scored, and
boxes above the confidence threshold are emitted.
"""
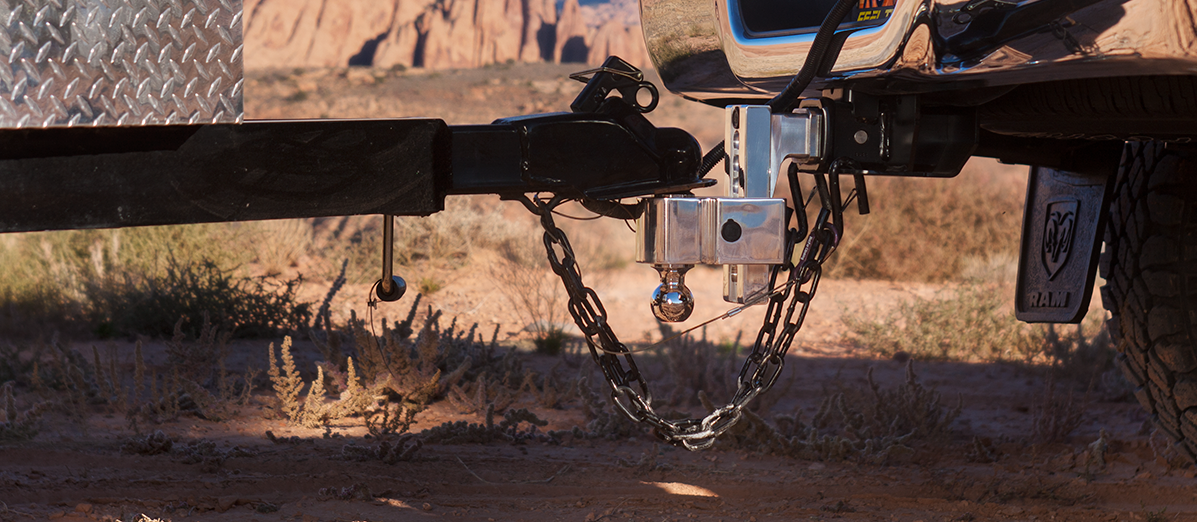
[516,169,845,450]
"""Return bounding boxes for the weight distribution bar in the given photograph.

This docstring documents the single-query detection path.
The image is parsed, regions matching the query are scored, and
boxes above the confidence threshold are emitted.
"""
[0,116,700,233]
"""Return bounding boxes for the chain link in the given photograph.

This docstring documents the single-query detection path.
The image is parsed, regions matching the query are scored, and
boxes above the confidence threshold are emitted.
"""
[519,189,841,450]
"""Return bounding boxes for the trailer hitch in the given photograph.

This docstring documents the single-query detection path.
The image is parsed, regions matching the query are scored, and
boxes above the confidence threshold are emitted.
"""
[0,57,706,234]
[447,56,709,201]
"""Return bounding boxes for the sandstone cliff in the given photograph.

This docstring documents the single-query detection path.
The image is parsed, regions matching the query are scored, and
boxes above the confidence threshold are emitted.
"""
[244,0,651,70]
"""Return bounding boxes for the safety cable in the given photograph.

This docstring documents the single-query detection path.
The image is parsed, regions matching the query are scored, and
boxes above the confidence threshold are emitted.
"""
[766,0,858,114]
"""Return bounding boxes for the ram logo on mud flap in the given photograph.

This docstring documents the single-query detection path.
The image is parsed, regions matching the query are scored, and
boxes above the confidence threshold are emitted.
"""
[1042,200,1078,280]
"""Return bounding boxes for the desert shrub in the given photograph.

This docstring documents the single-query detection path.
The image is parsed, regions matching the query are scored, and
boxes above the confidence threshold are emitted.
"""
[342,434,422,464]
[267,337,307,423]
[121,429,174,455]
[417,276,443,294]
[0,343,39,386]
[847,275,1115,373]
[486,199,633,352]
[1026,321,1118,443]
[23,319,255,431]
[447,368,528,414]
[175,439,257,472]
[0,198,531,338]
[489,223,568,353]
[268,300,528,434]
[1030,374,1086,444]
[1040,321,1116,387]
[821,159,1026,282]
[718,362,961,463]
[656,324,739,408]
[0,381,51,440]
[845,282,1043,362]
[243,219,314,275]
[527,361,582,409]
[0,225,312,338]
[266,338,378,429]
[88,259,311,338]
[570,376,643,440]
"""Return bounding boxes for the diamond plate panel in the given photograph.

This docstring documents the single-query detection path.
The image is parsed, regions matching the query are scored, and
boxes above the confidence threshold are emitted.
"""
[0,0,242,128]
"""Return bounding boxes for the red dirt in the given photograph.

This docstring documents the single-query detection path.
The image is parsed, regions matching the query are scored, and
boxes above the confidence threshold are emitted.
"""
[3,274,1195,522]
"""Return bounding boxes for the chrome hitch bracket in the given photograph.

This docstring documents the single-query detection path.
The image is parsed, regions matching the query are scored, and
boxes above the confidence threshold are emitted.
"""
[723,104,825,303]
[636,104,826,319]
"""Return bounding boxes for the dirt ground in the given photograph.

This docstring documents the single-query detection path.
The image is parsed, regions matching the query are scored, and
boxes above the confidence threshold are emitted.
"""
[4,64,1197,522]
[3,274,1196,522]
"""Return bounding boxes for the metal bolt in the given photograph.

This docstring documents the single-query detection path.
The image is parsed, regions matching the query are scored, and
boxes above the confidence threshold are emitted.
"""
[853,130,868,144]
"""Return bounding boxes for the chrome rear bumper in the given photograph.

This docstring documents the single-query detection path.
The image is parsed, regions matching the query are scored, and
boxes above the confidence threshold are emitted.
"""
[642,0,1197,104]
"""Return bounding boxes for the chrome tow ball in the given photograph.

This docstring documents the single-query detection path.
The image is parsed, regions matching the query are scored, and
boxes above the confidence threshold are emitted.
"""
[651,265,694,322]
[636,196,787,322]
[376,214,408,302]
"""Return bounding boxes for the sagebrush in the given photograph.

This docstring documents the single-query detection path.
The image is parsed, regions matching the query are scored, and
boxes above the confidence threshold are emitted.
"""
[717,361,961,463]
[845,282,1042,362]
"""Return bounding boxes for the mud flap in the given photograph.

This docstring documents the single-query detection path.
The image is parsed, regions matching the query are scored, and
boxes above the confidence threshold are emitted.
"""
[1015,166,1113,323]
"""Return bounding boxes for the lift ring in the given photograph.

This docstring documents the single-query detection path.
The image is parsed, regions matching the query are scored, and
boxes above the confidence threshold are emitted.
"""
[632,83,659,113]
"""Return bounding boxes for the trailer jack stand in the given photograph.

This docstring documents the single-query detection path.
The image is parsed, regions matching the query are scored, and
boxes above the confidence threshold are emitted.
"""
[376,214,408,302]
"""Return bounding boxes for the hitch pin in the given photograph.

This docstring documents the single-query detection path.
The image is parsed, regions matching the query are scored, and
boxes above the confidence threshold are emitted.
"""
[376,214,407,302]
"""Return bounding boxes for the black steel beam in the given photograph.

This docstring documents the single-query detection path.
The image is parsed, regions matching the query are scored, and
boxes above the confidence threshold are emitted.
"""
[0,119,450,232]
[448,113,704,200]
[0,108,704,233]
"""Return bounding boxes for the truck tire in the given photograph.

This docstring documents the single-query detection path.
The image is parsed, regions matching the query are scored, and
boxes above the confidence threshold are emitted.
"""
[1101,140,1197,460]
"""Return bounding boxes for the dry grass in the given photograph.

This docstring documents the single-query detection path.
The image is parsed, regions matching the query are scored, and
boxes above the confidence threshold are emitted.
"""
[298,196,541,284]
[1031,374,1086,444]
[823,159,1027,282]
[844,281,1042,363]
[0,224,311,338]
[490,238,569,353]
[845,277,1114,379]
[716,361,961,464]
[1,67,1032,344]
[0,195,538,339]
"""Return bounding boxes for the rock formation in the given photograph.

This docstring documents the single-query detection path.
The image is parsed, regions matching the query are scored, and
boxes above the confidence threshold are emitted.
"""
[243,0,652,70]
[587,19,648,66]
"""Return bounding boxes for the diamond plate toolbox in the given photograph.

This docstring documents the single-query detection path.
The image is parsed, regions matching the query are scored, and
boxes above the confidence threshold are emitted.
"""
[0,0,242,128]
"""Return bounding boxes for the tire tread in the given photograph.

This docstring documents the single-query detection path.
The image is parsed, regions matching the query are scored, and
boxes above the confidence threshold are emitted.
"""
[1102,142,1197,462]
